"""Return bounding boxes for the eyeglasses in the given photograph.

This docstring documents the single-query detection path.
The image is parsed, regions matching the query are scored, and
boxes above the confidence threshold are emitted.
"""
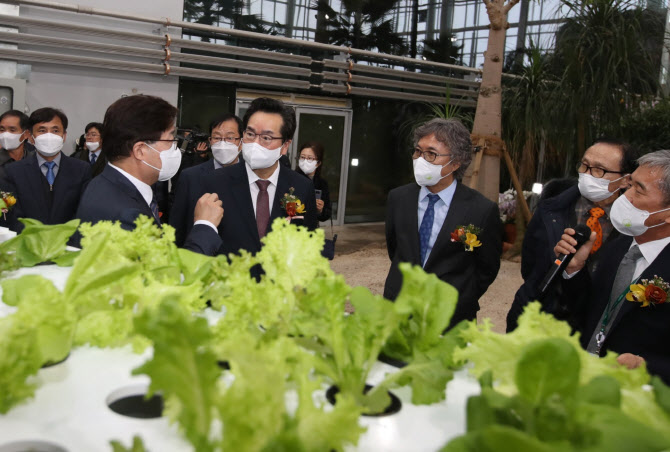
[576,162,624,179]
[85,133,100,138]
[412,148,451,163]
[299,156,318,162]
[243,129,283,147]
[211,136,241,144]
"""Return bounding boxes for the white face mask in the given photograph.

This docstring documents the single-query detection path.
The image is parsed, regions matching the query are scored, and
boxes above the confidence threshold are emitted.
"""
[33,133,64,157]
[413,157,453,187]
[0,132,25,151]
[85,141,100,152]
[242,141,282,170]
[610,194,670,236]
[142,142,182,181]
[211,141,240,166]
[578,173,626,202]
[298,158,318,175]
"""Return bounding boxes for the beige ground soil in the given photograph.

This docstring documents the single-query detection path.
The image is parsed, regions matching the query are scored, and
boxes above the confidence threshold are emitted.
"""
[328,223,522,333]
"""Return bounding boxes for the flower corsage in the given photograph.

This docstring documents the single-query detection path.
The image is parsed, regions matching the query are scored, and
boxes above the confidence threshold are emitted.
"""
[0,191,16,220]
[280,187,305,222]
[450,224,482,252]
[626,276,669,307]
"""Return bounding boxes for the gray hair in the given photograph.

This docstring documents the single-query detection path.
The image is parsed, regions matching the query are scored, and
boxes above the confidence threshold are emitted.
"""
[413,118,472,180]
[638,150,670,205]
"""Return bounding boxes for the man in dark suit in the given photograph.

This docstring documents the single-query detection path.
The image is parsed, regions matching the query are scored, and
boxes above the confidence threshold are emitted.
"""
[76,94,223,256]
[170,113,243,247]
[506,138,637,331]
[201,97,318,257]
[0,110,35,182]
[1,107,91,232]
[556,150,670,383]
[384,118,502,329]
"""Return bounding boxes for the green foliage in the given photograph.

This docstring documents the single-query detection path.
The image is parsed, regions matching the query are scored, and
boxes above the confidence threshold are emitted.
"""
[0,219,79,271]
[133,299,221,452]
[454,302,670,439]
[621,98,670,154]
[443,338,670,451]
[109,436,147,452]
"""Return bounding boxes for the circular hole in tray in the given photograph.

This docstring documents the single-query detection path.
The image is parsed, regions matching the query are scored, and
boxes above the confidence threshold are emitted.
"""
[106,384,164,419]
[0,440,68,452]
[377,352,408,368]
[326,384,402,417]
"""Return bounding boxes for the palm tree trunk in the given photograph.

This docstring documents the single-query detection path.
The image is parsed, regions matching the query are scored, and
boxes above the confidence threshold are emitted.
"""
[469,0,520,202]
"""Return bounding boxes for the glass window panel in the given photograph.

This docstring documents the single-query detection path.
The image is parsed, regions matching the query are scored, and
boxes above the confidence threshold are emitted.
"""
[453,5,467,28]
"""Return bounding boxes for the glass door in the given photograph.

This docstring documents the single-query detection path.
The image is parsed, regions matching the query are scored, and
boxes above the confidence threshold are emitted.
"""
[291,107,351,226]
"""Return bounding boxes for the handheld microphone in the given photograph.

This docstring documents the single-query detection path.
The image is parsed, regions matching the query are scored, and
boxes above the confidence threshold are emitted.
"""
[538,224,593,297]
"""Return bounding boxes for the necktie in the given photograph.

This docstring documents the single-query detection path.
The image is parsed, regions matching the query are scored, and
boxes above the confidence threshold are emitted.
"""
[586,207,605,254]
[90,153,97,165]
[586,244,642,354]
[256,180,271,239]
[150,196,161,225]
[43,161,56,188]
[419,194,440,265]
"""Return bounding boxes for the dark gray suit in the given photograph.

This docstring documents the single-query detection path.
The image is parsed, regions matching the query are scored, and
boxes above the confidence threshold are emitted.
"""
[76,164,221,256]
[384,182,502,328]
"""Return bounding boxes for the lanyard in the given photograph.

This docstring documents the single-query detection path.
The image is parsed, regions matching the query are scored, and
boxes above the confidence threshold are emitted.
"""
[594,277,639,354]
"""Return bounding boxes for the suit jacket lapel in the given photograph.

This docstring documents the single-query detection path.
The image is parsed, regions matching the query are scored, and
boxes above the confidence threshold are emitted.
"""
[404,184,422,264]
[611,239,670,331]
[25,154,50,216]
[424,182,470,269]
[230,163,260,244]
[270,166,290,225]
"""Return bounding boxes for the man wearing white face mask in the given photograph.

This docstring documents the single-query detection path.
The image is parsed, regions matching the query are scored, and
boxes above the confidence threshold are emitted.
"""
[506,138,637,332]
[555,150,670,383]
[170,113,243,247]
[0,110,35,182]
[384,118,502,330]
[1,107,91,233]
[201,97,318,258]
[76,95,223,256]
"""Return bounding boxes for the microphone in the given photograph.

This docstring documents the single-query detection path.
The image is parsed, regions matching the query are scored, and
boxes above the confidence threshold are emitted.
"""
[538,224,593,297]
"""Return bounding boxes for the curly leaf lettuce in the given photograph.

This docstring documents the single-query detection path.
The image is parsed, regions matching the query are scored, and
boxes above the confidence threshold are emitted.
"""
[133,298,221,452]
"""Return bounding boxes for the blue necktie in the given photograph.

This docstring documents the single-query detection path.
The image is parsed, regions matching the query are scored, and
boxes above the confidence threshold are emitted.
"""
[43,161,56,187]
[90,153,97,165]
[419,194,440,265]
[150,196,161,225]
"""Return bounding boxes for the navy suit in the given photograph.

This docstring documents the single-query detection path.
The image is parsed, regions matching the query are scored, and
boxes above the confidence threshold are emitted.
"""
[202,161,318,257]
[76,165,221,256]
[1,152,91,232]
[384,182,502,329]
[562,236,670,383]
[170,159,217,247]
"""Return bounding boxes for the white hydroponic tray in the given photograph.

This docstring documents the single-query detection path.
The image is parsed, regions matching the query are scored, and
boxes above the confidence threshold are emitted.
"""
[0,266,480,452]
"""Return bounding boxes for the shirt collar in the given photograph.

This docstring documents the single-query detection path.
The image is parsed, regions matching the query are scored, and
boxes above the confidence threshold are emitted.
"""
[36,151,61,168]
[246,161,280,187]
[108,163,154,207]
[633,235,670,267]
[91,149,101,158]
[419,179,458,206]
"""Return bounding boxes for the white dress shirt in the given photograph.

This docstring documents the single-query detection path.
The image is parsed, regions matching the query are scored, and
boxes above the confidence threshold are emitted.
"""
[417,180,458,266]
[246,162,280,217]
[631,235,670,281]
[36,152,62,179]
[108,163,217,233]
